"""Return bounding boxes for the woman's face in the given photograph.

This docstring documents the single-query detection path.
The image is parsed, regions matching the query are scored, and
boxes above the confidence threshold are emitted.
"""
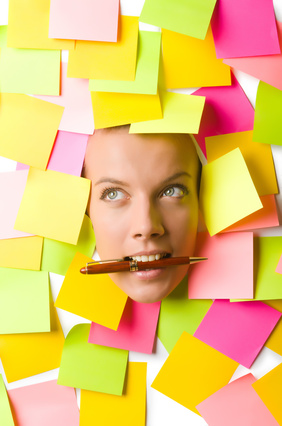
[84,128,200,303]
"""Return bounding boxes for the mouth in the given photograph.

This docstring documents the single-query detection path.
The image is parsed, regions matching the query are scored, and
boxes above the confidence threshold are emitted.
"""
[124,253,171,267]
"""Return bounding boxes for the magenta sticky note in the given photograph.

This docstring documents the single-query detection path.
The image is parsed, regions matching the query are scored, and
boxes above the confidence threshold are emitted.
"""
[193,73,254,157]
[8,380,79,426]
[196,373,279,426]
[194,300,282,368]
[88,298,161,354]
[211,0,280,58]
[276,255,282,274]
[49,0,119,42]
[188,232,254,300]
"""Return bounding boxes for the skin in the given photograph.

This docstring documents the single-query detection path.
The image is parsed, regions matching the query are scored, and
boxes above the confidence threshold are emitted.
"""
[83,127,200,303]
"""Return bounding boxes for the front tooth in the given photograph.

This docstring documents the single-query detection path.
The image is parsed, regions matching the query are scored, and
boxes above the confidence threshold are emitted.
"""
[155,254,161,260]
[141,255,149,262]
[136,256,141,261]
[149,255,155,261]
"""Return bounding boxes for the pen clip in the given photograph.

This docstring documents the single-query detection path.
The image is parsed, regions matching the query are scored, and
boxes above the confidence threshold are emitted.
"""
[85,258,124,274]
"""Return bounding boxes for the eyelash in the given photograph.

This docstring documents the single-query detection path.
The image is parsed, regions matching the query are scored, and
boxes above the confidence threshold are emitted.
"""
[99,184,189,200]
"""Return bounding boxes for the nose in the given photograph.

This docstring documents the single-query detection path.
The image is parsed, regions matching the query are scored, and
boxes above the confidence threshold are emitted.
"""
[130,196,165,240]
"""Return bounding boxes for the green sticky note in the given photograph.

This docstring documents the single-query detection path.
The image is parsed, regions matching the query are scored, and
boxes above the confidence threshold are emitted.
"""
[140,0,217,40]
[129,91,205,134]
[0,375,14,426]
[253,81,282,146]
[0,26,8,47]
[0,269,50,334]
[41,215,96,276]
[158,277,212,353]
[58,324,128,395]
[89,31,161,95]
[0,47,60,95]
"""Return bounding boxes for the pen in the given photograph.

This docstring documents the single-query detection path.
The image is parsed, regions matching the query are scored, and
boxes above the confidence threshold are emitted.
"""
[80,256,207,275]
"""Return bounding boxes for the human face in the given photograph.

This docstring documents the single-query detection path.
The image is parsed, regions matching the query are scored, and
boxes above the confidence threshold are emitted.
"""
[84,128,200,303]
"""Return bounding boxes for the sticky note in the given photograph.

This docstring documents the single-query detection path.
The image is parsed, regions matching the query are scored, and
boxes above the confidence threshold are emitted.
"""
[193,73,254,157]
[0,268,50,334]
[188,232,254,299]
[162,26,231,89]
[67,16,139,80]
[0,289,64,383]
[253,81,282,146]
[277,256,282,274]
[157,276,212,353]
[80,362,147,426]
[223,21,282,91]
[253,237,282,300]
[140,0,217,40]
[35,62,94,135]
[200,148,262,235]
[129,91,205,134]
[197,374,279,426]
[151,332,238,414]
[194,300,281,368]
[58,324,128,395]
[0,374,14,426]
[211,0,280,58]
[8,380,79,426]
[49,0,119,42]
[252,363,282,425]
[205,131,278,196]
[88,298,160,354]
[91,91,162,129]
[265,300,282,355]
[0,47,60,95]
[89,31,161,95]
[0,94,64,169]
[0,236,43,270]
[55,252,127,330]
[7,0,74,49]
[41,215,95,276]
[14,168,90,245]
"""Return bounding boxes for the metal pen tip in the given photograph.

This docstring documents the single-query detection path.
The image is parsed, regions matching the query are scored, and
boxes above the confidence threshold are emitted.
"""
[189,257,208,264]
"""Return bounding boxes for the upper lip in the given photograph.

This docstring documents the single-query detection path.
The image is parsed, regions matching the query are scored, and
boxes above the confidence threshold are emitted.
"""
[125,250,171,257]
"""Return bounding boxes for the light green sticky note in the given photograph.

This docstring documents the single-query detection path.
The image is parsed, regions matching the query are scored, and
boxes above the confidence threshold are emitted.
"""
[89,31,161,95]
[41,215,95,276]
[0,268,50,334]
[139,0,217,40]
[0,375,14,426]
[253,81,282,146]
[58,324,128,395]
[129,91,205,134]
[0,26,8,47]
[0,47,60,95]
[158,277,212,353]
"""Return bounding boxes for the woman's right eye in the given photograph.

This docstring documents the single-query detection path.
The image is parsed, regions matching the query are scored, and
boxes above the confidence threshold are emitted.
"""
[100,188,127,201]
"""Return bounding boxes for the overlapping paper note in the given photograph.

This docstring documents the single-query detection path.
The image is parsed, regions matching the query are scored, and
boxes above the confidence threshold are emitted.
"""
[0,236,43,270]
[0,374,14,426]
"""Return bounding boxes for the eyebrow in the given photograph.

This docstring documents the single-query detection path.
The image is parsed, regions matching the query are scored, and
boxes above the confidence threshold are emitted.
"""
[94,172,191,187]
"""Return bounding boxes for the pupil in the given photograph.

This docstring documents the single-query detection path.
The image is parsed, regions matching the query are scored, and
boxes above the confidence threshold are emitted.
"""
[166,188,174,196]
[109,190,117,199]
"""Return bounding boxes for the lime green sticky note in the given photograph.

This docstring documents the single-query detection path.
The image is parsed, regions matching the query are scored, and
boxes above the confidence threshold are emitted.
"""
[199,148,263,236]
[140,0,217,40]
[0,47,60,95]
[58,324,128,395]
[253,81,282,146]
[89,31,161,95]
[0,374,14,426]
[157,277,212,353]
[129,91,205,134]
[0,26,8,47]
[0,268,50,334]
[41,215,95,276]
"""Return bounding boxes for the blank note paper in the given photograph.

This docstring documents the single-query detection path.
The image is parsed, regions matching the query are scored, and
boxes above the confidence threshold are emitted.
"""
[265,300,282,356]
[277,256,282,274]
[0,236,43,270]
[0,374,14,426]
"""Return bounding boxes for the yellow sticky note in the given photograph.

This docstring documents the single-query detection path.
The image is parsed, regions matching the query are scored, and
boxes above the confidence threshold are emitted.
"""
[7,0,74,50]
[55,252,127,330]
[80,362,147,426]
[199,148,263,236]
[206,131,278,196]
[252,363,282,425]
[265,300,282,355]
[0,236,43,270]
[14,168,90,245]
[68,16,139,80]
[91,91,162,129]
[0,94,64,170]
[151,332,238,414]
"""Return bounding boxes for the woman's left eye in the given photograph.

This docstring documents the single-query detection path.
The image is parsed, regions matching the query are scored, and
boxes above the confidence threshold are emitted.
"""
[161,185,186,198]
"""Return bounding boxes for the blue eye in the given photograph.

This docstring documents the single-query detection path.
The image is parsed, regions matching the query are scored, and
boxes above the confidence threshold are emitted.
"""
[162,185,186,198]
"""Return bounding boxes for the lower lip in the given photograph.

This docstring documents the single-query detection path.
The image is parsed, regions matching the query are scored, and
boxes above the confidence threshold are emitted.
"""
[132,268,165,280]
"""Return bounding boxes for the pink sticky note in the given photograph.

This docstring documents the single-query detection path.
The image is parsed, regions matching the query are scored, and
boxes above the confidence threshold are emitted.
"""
[8,380,79,426]
[276,255,282,274]
[211,0,280,58]
[88,298,161,354]
[0,170,33,239]
[188,232,253,300]
[35,62,94,135]
[196,373,280,426]
[193,73,254,157]
[194,300,282,368]
[49,0,119,42]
